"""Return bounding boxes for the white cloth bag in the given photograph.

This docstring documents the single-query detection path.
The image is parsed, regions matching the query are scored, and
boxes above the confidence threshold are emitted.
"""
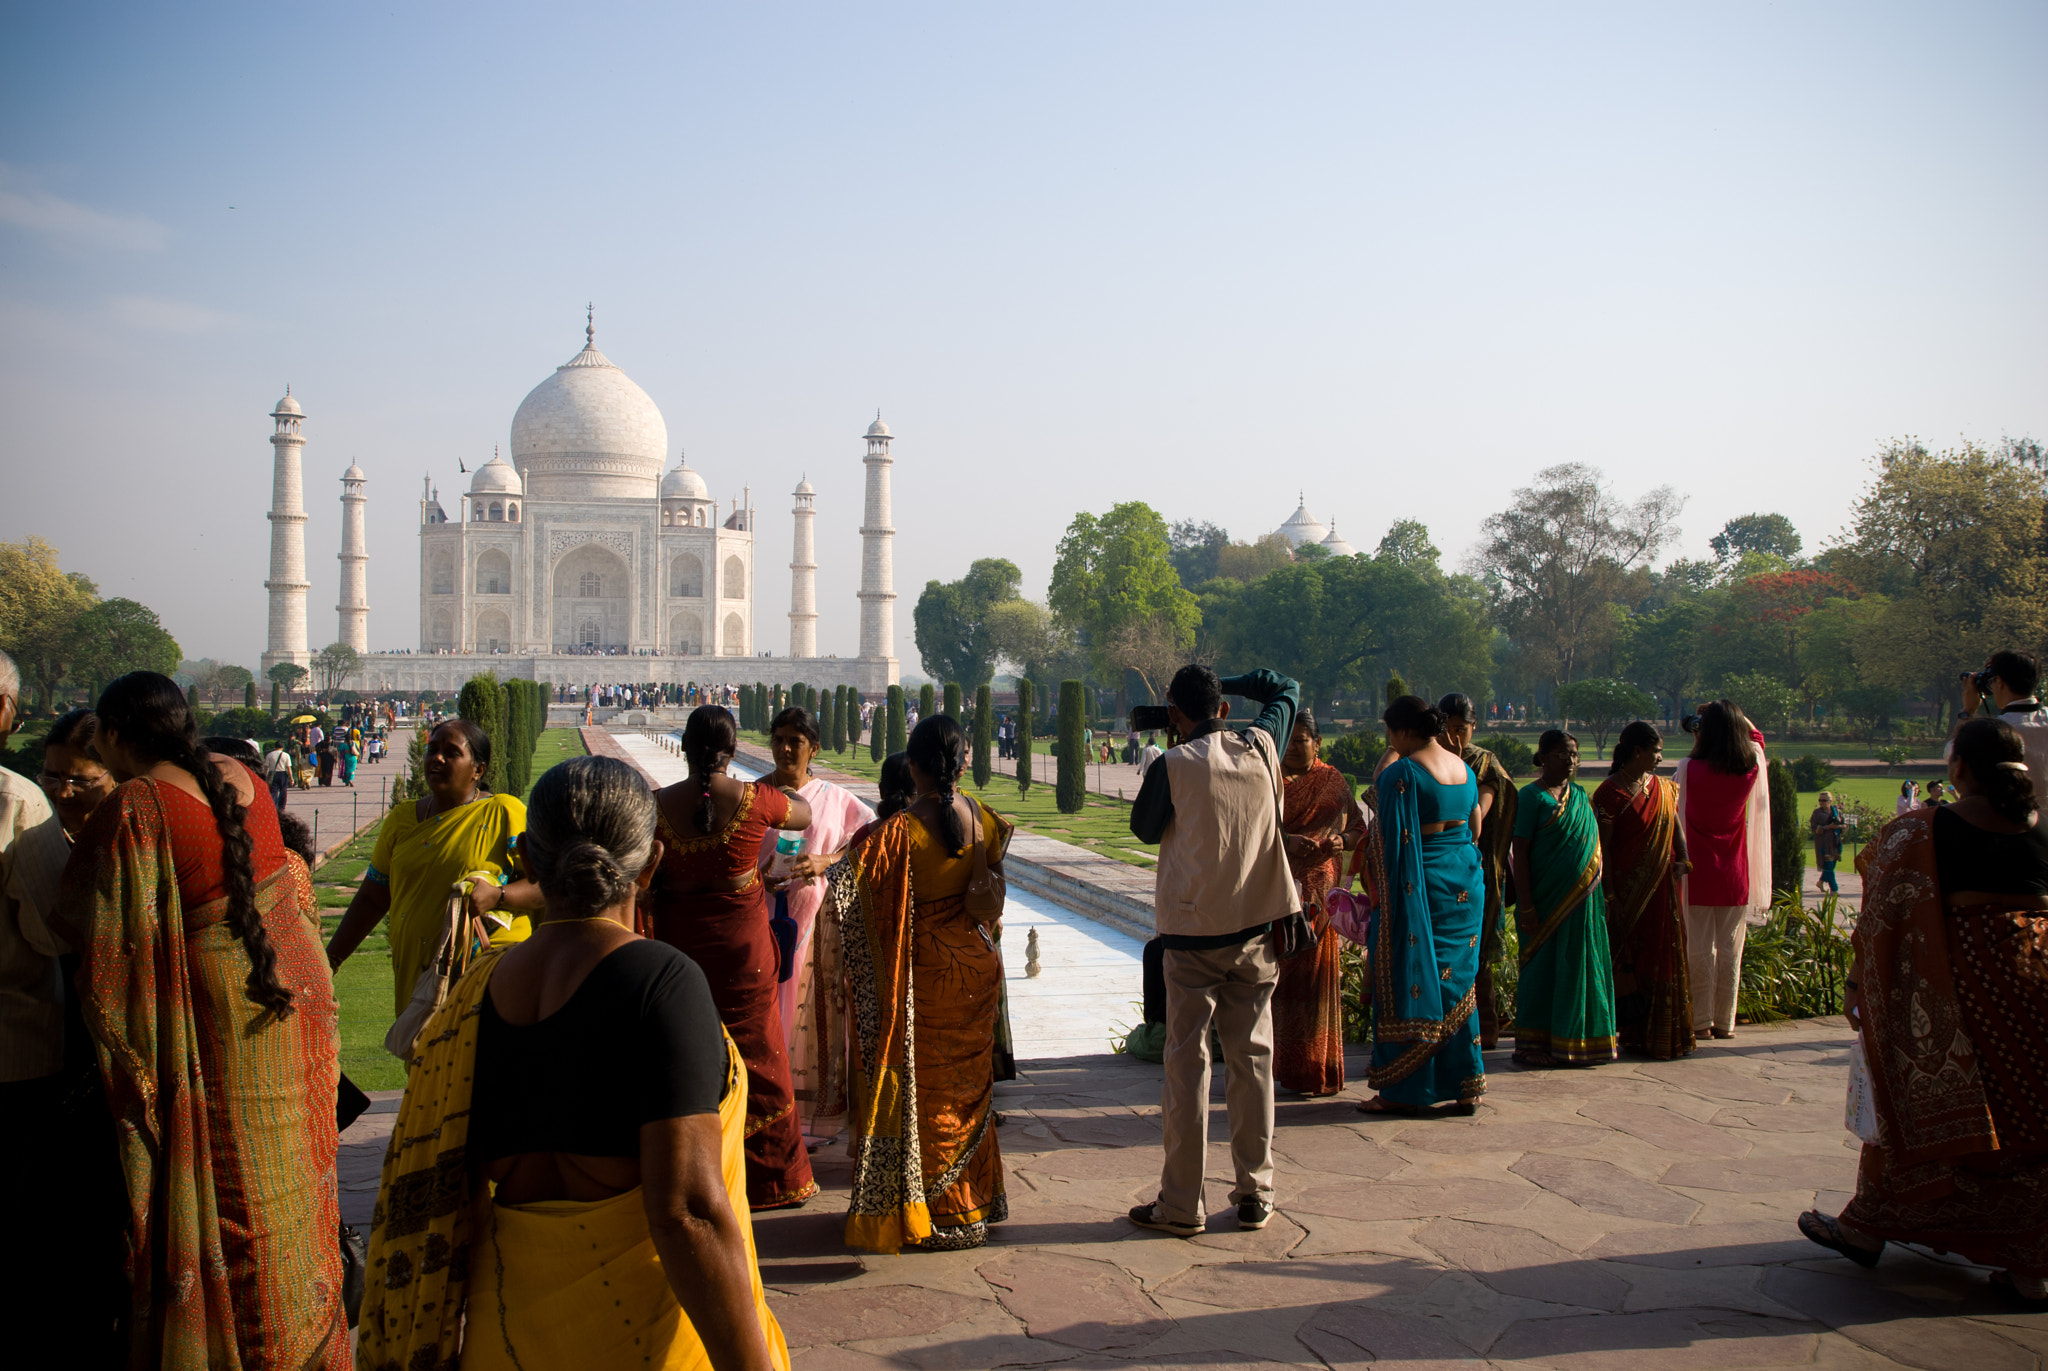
[1844,1037,1880,1144]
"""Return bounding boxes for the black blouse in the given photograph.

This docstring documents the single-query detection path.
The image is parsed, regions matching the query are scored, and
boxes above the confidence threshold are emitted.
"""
[1932,806,2048,901]
[469,939,729,1163]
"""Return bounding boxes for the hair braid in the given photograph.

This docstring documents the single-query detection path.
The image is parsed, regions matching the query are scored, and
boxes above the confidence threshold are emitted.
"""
[170,737,295,1017]
[908,713,970,851]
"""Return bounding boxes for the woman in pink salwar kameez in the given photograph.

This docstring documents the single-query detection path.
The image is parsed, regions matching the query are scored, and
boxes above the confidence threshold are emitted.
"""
[760,706,875,1142]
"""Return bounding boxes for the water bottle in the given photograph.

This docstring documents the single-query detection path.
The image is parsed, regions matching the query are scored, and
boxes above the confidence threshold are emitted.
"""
[772,831,804,880]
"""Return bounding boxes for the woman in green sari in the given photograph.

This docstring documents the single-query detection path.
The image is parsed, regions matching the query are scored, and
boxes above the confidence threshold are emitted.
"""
[1510,730,1618,1068]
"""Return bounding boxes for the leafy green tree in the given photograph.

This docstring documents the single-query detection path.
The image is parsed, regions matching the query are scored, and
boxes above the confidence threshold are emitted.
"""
[943,682,961,719]
[886,685,907,754]
[1838,682,1902,744]
[1015,676,1034,794]
[1056,679,1086,813]
[1624,600,1708,721]
[1711,513,1803,564]
[1385,672,1408,704]
[972,685,993,789]
[458,673,507,793]
[1050,503,1201,681]
[1719,671,1797,735]
[67,598,181,690]
[0,536,98,712]
[1554,677,1655,758]
[1167,519,1228,588]
[1767,758,1803,896]
[1471,464,1682,692]
[984,599,1084,687]
[913,558,1023,687]
[312,641,360,694]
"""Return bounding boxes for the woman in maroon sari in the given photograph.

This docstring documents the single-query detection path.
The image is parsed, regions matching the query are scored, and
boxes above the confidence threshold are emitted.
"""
[646,705,818,1209]
[1275,709,1365,1096]
[1802,717,2048,1303]
[1591,721,1695,1060]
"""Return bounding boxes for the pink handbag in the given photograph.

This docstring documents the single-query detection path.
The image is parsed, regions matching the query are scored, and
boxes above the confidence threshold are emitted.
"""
[1325,887,1372,946]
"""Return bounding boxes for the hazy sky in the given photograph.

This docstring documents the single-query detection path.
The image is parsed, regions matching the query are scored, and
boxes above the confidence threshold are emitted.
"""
[3,3,2042,672]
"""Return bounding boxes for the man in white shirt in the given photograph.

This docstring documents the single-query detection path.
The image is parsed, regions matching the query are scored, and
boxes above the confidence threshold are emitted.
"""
[263,741,295,811]
[1136,733,1165,778]
[1960,650,2048,812]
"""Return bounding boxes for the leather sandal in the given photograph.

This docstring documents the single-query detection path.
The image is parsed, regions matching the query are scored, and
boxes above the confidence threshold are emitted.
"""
[1798,1210,1882,1269]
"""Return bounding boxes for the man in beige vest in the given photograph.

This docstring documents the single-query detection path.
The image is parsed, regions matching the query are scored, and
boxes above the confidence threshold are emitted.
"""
[1126,664,1300,1235]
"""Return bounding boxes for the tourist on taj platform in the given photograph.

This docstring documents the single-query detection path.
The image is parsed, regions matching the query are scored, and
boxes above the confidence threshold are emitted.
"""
[1802,717,2048,1303]
[1511,730,1619,1069]
[647,705,818,1210]
[1272,707,1363,1097]
[1592,721,1695,1060]
[58,672,346,1368]
[1359,695,1487,1113]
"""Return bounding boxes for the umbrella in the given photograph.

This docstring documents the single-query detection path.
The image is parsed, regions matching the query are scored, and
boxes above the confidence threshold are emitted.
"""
[291,714,319,724]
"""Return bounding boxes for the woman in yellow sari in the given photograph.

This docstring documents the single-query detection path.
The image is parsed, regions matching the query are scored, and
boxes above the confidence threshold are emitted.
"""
[326,718,542,1012]
[359,755,787,1371]
[819,715,1013,1253]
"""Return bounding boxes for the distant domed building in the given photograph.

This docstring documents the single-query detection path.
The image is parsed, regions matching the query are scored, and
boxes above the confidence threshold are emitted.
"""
[1277,496,1329,549]
[1318,521,1358,558]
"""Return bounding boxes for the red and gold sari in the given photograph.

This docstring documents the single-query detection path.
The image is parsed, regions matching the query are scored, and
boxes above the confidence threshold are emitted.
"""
[1591,774,1695,1060]
[1275,761,1363,1095]
[1837,809,2048,1277]
[647,781,817,1209]
[819,800,1014,1253]
[61,778,347,1370]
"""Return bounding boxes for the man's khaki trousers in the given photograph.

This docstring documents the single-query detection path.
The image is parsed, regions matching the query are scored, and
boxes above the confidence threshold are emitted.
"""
[1154,934,1278,1227]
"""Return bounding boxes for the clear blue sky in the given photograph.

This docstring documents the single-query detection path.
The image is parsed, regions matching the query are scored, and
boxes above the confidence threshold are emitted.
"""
[3,3,2042,671]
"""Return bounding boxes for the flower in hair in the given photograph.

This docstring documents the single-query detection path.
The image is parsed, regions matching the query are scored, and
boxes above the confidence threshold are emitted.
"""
[1999,760,2031,772]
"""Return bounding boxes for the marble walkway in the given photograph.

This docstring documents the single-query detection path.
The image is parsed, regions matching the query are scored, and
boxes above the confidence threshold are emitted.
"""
[337,1018,2045,1368]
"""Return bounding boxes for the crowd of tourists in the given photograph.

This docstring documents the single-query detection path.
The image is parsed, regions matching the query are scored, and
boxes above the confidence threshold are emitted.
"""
[5,644,2047,1368]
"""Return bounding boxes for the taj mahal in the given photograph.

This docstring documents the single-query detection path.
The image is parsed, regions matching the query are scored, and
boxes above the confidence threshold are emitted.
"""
[256,314,901,695]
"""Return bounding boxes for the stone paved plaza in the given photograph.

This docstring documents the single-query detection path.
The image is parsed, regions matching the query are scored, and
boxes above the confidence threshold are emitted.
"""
[338,1018,2045,1368]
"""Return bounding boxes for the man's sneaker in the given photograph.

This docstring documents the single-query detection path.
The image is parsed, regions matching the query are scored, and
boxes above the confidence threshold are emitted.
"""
[1236,1198,1273,1230]
[1127,1203,1202,1238]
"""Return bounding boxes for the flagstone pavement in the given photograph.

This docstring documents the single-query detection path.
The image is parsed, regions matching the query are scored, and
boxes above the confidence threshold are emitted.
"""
[340,1016,2045,1368]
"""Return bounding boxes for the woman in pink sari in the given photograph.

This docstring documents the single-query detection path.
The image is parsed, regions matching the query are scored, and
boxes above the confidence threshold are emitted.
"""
[1673,700,1770,1040]
[761,706,875,1142]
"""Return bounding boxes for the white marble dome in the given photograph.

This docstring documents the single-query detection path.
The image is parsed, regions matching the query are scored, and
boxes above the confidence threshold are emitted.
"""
[273,391,303,417]
[469,450,523,495]
[866,416,891,438]
[1277,498,1329,549]
[510,334,669,500]
[662,457,709,499]
[342,461,365,482]
[1319,522,1358,558]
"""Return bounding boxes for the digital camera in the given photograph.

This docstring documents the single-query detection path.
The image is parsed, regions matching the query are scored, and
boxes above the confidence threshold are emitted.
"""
[1962,668,1995,694]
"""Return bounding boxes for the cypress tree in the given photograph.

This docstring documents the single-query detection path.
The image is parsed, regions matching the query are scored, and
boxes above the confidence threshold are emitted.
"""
[847,688,863,753]
[972,684,993,790]
[919,683,935,722]
[944,682,961,719]
[244,680,257,709]
[887,684,907,754]
[1015,676,1034,794]
[270,682,280,715]
[458,673,507,794]
[1057,679,1086,813]
[741,683,754,730]
[868,688,884,761]
[829,686,846,752]
[792,683,806,723]
[496,682,513,794]
[1768,757,1803,898]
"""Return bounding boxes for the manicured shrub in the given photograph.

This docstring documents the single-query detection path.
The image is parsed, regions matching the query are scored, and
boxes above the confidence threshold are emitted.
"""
[1790,754,1837,791]
[944,682,961,718]
[972,684,993,789]
[1015,676,1034,794]
[1057,679,1086,813]
[1477,732,1533,777]
[919,683,935,722]
[887,685,907,754]
[1768,757,1803,897]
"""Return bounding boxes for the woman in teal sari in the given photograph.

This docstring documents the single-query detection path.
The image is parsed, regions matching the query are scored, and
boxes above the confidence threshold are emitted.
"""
[1510,730,1619,1068]
[1359,696,1486,1116]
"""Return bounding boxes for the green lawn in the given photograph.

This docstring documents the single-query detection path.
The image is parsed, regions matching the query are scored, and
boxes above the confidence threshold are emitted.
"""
[742,730,1162,868]
[319,727,589,1091]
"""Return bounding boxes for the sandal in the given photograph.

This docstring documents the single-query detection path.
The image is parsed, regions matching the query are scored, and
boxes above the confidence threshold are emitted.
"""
[1990,1271,2048,1308]
[1512,1049,1559,1070]
[1798,1210,1883,1269]
[1355,1096,1424,1117]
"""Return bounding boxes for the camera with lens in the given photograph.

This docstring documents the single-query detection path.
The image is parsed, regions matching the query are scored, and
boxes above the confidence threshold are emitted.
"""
[1681,713,1702,734]
[1962,668,1995,694]
[1129,705,1172,733]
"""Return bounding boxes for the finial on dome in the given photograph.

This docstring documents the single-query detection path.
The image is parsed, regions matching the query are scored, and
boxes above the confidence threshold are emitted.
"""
[586,302,595,346]
[286,383,292,397]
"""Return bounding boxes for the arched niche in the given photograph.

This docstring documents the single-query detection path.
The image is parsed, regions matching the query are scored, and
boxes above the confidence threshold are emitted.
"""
[430,550,454,595]
[477,609,511,651]
[722,611,745,656]
[723,555,745,600]
[671,552,704,598]
[670,612,703,655]
[550,543,632,651]
[476,549,511,595]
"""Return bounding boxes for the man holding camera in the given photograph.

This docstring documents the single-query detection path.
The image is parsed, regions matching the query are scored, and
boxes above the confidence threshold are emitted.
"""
[1960,650,2048,811]
[1125,664,1300,1236]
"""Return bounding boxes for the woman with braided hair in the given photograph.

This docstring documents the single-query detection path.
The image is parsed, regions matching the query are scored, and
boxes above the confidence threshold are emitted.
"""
[647,704,818,1209]
[821,713,1015,1252]
[58,671,346,1369]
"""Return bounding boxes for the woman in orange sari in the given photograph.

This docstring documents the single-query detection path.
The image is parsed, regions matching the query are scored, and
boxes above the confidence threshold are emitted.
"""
[646,705,818,1210]
[820,715,1013,1252]
[60,673,346,1369]
[1591,722,1695,1060]
[1275,708,1365,1096]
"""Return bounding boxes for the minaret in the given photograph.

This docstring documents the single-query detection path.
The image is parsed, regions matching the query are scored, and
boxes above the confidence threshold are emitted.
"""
[789,476,818,658]
[337,461,369,651]
[858,414,896,662]
[260,388,311,675]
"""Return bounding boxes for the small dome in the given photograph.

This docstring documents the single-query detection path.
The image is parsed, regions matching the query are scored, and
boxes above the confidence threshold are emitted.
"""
[1319,522,1357,558]
[662,458,709,499]
[273,392,303,417]
[1277,497,1329,549]
[342,461,365,482]
[794,476,815,495]
[469,450,523,495]
[866,416,891,437]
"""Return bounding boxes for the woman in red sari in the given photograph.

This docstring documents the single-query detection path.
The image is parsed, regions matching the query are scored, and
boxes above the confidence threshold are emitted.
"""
[1803,718,2048,1303]
[1275,709,1365,1096]
[646,705,818,1210]
[59,672,346,1369]
[1591,721,1695,1060]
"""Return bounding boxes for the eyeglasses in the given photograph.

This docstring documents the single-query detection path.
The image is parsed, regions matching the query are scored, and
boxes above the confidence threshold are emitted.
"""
[39,771,110,794]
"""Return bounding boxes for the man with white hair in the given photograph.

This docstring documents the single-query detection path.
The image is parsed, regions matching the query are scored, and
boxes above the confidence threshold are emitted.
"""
[0,646,59,1083]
